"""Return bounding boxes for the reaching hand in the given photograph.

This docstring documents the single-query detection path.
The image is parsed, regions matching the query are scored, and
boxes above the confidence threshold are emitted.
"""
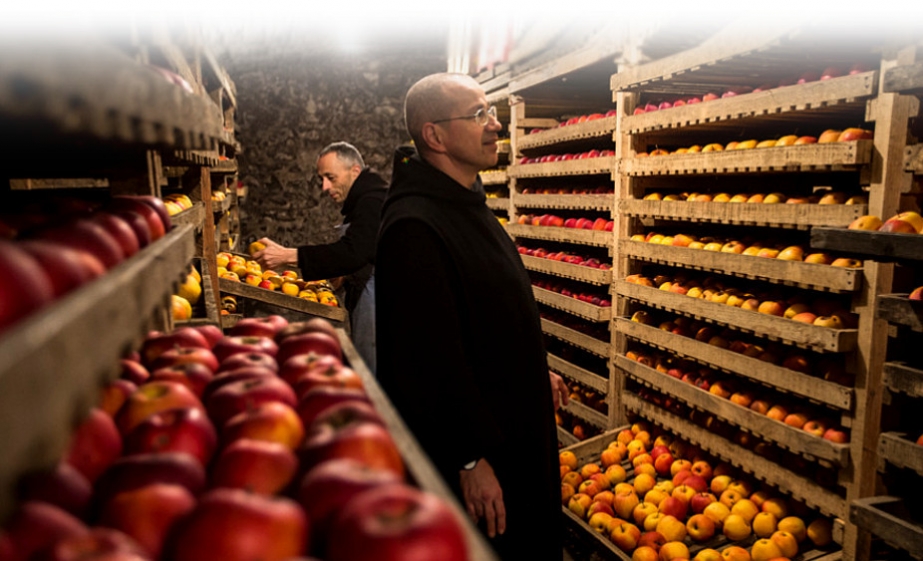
[549,371,569,411]
[252,237,297,271]
[460,459,506,538]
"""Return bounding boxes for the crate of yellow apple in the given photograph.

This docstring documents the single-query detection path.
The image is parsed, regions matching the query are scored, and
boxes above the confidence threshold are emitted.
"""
[558,421,838,561]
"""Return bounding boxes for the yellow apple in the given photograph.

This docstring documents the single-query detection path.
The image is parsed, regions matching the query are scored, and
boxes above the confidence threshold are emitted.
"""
[703,502,731,526]
[730,194,750,203]
[778,515,807,542]
[750,538,784,561]
[817,191,846,205]
[770,530,799,557]
[763,192,787,204]
[693,549,722,561]
[806,517,833,546]
[777,245,804,261]
[776,135,798,146]
[655,514,687,542]
[803,252,833,264]
[756,139,778,148]
[760,497,789,519]
[752,511,779,538]
[659,541,690,561]
[722,513,752,541]
[848,214,883,230]
[731,498,760,524]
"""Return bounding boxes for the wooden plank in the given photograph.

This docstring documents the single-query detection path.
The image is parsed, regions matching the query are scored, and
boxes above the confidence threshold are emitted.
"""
[211,159,239,174]
[621,394,848,519]
[883,361,923,399]
[169,202,206,233]
[619,141,873,176]
[562,400,607,430]
[509,38,622,94]
[877,295,923,332]
[616,356,850,465]
[506,223,613,248]
[905,143,923,174]
[614,280,858,353]
[336,331,501,561]
[8,178,109,190]
[812,228,923,264]
[883,60,923,94]
[850,496,923,558]
[621,199,866,229]
[557,426,579,447]
[623,72,877,134]
[615,317,853,410]
[507,157,615,178]
[541,318,610,358]
[218,279,347,323]
[878,432,923,476]
[620,239,861,292]
[521,255,612,286]
[532,286,611,323]
[547,353,608,394]
[480,171,508,185]
[511,193,614,211]
[517,116,618,150]
[0,224,195,521]
[484,197,509,211]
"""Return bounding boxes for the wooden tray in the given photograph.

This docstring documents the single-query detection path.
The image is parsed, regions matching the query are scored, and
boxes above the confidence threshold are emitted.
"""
[511,193,614,211]
[877,295,923,332]
[0,224,195,521]
[547,353,608,395]
[811,227,923,264]
[507,157,615,178]
[218,278,347,323]
[532,286,612,323]
[615,317,853,410]
[613,280,858,353]
[521,255,612,286]
[621,393,848,519]
[850,496,923,558]
[621,199,865,229]
[877,432,923,476]
[506,223,613,248]
[540,318,610,358]
[883,361,923,399]
[619,239,861,292]
[517,116,618,150]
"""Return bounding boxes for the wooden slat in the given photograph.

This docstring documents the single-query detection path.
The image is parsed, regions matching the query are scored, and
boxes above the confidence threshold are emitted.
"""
[0,224,195,521]
[622,394,847,519]
[521,255,611,286]
[615,317,853,410]
[620,239,861,292]
[517,116,618,150]
[484,197,509,211]
[877,432,923,476]
[541,318,610,358]
[562,400,607,429]
[169,202,206,233]
[336,332,501,561]
[532,286,611,323]
[506,223,613,248]
[877,295,923,332]
[614,280,858,353]
[480,170,508,185]
[904,143,923,174]
[811,228,923,264]
[616,356,850,465]
[623,71,877,134]
[210,159,238,174]
[218,279,347,323]
[507,157,615,178]
[621,199,865,229]
[619,141,873,176]
[883,361,923,399]
[8,178,109,190]
[511,193,614,211]
[850,496,923,558]
[557,426,579,447]
[883,60,923,94]
[547,353,608,394]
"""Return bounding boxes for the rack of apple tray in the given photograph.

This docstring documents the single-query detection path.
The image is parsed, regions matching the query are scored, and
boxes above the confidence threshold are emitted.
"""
[602,20,923,561]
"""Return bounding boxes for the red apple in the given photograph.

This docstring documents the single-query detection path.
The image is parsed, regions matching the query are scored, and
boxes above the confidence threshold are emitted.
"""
[97,483,196,559]
[122,406,217,467]
[822,426,849,443]
[89,212,140,259]
[191,324,224,349]
[106,197,166,242]
[279,352,344,386]
[206,376,297,427]
[229,315,289,338]
[140,327,211,366]
[64,407,123,483]
[275,317,339,344]
[16,461,92,518]
[210,438,299,495]
[222,401,306,450]
[115,380,205,436]
[18,239,105,298]
[36,526,147,561]
[297,386,372,427]
[93,451,206,508]
[294,365,364,399]
[149,346,220,373]
[690,492,717,515]
[276,332,342,365]
[300,418,404,478]
[34,217,125,269]
[119,358,150,385]
[98,379,138,418]
[149,362,215,398]
[212,335,279,363]
[203,365,278,401]
[218,352,279,374]
[0,239,56,333]
[1,501,88,561]
[110,209,152,249]
[658,496,688,519]
[686,513,717,542]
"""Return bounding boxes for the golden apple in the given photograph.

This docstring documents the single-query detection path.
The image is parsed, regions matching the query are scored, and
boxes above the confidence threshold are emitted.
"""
[755,139,777,148]
[770,530,799,557]
[752,511,779,538]
[807,517,833,546]
[750,538,784,561]
[776,135,798,146]
[776,246,804,261]
[763,192,787,204]
[722,513,752,541]
[777,515,807,542]
[818,129,842,143]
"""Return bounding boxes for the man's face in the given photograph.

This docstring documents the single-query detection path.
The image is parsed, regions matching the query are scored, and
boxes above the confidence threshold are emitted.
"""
[437,82,501,172]
[317,152,360,204]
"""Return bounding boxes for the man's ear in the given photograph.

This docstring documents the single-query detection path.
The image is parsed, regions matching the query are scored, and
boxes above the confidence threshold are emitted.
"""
[421,123,448,154]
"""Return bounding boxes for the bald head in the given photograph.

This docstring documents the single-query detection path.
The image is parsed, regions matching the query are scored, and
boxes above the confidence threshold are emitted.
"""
[404,73,482,152]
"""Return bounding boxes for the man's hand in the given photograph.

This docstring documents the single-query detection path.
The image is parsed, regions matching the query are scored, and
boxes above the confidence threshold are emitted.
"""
[252,237,298,272]
[550,371,569,411]
[460,459,506,538]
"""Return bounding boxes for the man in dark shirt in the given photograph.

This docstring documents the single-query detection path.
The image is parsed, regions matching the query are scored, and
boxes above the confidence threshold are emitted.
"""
[376,73,569,560]
[254,141,386,372]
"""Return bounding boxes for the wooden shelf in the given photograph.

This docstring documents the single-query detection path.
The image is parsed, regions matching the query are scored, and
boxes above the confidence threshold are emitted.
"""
[485,197,509,211]
[622,199,866,230]
[614,280,858,353]
[562,399,607,430]
[547,353,608,395]
[620,239,862,293]
[620,141,872,176]
[218,279,347,323]
[507,157,615,178]
[167,150,220,167]
[170,202,206,233]
[622,393,847,519]
[883,60,923,95]
[622,72,877,135]
[517,116,618,150]
[481,170,508,185]
[521,255,611,286]
[811,228,923,264]
[540,318,610,358]
[850,496,923,559]
[512,193,613,211]
[506,223,613,248]
[557,426,579,447]
[877,432,923,476]
[883,361,923,399]
[0,224,196,521]
[615,317,853,410]
[877,295,923,333]
[616,356,850,465]
[210,159,238,174]
[532,286,611,323]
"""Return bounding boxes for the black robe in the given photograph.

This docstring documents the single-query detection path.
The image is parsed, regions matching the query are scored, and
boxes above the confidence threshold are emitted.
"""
[376,147,561,560]
[296,168,387,313]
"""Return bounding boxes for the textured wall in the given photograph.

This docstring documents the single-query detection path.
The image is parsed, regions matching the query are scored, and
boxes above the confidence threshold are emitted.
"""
[222,48,446,250]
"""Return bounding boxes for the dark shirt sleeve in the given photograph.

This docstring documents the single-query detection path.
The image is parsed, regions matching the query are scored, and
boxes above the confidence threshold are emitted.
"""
[296,192,382,280]
[376,219,503,472]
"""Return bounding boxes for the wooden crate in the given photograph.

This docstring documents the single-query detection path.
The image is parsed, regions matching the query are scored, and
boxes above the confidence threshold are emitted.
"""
[506,223,613,248]
[811,227,923,264]
[621,199,865,229]
[883,361,923,399]
[876,295,923,333]
[541,318,610,358]
[532,286,612,322]
[850,496,923,559]
[548,353,608,395]
[877,432,923,476]
[218,278,347,323]
[521,255,612,286]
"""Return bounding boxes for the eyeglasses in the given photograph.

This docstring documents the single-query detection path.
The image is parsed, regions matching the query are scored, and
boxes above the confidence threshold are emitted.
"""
[431,105,497,127]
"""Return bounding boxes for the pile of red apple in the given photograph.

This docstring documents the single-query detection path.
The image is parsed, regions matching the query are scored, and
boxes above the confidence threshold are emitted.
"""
[532,278,611,308]
[560,421,837,560]
[631,63,871,115]
[516,213,614,231]
[641,189,865,205]
[637,127,872,157]
[630,230,862,268]
[528,109,618,134]
[518,149,615,164]
[0,316,469,561]
[516,244,611,270]
[848,210,923,234]
[0,195,173,336]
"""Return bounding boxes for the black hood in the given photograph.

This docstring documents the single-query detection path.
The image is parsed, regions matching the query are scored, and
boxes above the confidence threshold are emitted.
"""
[384,146,486,213]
